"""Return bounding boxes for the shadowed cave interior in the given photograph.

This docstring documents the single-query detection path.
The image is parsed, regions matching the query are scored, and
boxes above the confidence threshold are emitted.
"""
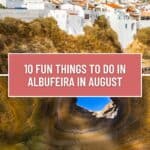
[0,77,150,150]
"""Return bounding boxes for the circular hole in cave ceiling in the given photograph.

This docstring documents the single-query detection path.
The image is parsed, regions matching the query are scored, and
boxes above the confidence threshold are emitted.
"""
[76,97,118,119]
[76,97,111,112]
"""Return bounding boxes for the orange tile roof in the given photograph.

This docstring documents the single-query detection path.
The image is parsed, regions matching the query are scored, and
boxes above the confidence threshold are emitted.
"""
[72,0,87,6]
[126,6,136,12]
[106,3,123,9]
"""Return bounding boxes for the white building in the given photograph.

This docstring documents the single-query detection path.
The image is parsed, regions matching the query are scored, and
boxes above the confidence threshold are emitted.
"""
[60,3,84,17]
[91,3,138,49]
[48,4,84,35]
[48,9,68,31]
[106,9,137,49]
[24,0,45,10]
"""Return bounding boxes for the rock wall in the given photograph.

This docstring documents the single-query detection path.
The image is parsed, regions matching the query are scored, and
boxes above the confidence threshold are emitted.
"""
[0,77,150,150]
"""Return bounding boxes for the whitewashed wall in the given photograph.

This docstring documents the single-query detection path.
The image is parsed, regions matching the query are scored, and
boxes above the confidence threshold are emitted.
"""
[48,10,68,31]
[105,10,137,49]
[26,2,45,10]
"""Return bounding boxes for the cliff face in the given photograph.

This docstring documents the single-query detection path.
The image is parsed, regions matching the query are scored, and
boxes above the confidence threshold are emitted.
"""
[0,77,150,150]
[127,39,150,58]
[0,17,120,54]
[126,27,150,59]
[0,16,121,73]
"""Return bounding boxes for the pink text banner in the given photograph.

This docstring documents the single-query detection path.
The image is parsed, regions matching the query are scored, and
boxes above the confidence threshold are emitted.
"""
[8,53,142,97]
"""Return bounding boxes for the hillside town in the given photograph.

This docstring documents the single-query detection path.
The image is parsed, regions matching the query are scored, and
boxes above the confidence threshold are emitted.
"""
[0,0,149,49]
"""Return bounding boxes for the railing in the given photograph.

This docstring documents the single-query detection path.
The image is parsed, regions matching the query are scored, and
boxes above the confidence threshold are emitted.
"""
[142,67,150,74]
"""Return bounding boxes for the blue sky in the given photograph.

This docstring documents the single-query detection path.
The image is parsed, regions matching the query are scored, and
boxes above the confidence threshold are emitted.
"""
[76,97,111,111]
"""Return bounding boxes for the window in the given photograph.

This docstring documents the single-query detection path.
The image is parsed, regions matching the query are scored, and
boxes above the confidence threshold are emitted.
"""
[85,14,89,19]
[131,23,135,30]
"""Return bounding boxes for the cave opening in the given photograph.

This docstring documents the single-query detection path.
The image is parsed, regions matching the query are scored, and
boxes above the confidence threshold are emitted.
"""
[76,97,111,112]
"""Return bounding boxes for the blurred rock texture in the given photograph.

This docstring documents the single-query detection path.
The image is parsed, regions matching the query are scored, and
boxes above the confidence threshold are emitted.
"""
[0,76,150,150]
